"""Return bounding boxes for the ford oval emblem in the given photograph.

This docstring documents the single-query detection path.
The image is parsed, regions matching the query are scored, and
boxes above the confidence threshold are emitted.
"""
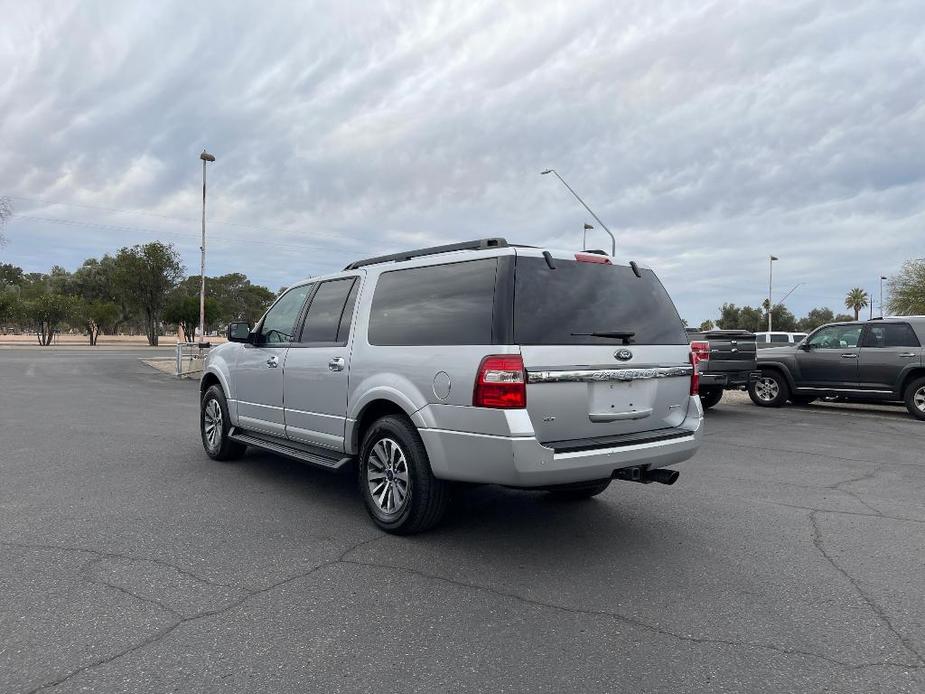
[615,349,633,361]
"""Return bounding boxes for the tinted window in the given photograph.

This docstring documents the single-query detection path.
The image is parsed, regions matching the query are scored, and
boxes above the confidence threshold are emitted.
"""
[300,278,356,344]
[260,285,312,343]
[514,258,687,345]
[793,334,807,342]
[368,259,498,345]
[337,280,359,343]
[808,325,862,349]
[862,323,920,348]
[770,333,789,343]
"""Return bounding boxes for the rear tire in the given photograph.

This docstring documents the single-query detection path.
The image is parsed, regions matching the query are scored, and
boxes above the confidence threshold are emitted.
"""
[698,387,723,410]
[903,377,925,421]
[201,385,247,461]
[358,415,449,534]
[546,479,612,500]
[748,370,790,407]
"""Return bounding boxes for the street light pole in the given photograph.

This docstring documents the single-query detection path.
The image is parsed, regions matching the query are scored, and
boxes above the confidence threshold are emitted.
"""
[541,169,616,256]
[768,255,778,332]
[199,149,215,344]
[880,275,887,317]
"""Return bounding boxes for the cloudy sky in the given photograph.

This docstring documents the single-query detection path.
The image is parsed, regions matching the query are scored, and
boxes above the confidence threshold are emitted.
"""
[1,0,923,323]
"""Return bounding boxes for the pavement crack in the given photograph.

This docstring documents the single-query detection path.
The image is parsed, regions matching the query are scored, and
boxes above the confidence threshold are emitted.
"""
[337,557,921,672]
[23,534,386,692]
[808,510,924,666]
[750,498,925,526]
[1,540,239,590]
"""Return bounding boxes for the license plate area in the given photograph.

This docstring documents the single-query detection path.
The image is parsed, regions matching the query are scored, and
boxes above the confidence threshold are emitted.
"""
[588,380,656,420]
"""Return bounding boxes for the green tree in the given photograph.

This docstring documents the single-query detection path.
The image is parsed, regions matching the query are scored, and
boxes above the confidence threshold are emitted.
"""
[834,313,855,322]
[797,307,835,332]
[698,319,715,331]
[164,294,220,342]
[0,263,24,286]
[716,303,742,329]
[0,288,19,328]
[886,260,925,316]
[844,288,869,320]
[173,272,275,327]
[113,242,184,346]
[75,299,121,346]
[21,292,76,345]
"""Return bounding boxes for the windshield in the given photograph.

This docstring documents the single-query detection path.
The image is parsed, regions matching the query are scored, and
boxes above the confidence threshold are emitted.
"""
[513,257,687,345]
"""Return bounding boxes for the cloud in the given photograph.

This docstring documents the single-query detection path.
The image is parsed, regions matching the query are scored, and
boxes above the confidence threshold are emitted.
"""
[1,0,923,321]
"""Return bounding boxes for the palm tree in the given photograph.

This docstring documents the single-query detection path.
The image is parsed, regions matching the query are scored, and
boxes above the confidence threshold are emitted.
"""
[844,287,869,320]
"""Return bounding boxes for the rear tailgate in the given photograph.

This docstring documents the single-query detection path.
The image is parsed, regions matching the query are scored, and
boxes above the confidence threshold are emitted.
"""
[699,330,757,371]
[513,251,693,445]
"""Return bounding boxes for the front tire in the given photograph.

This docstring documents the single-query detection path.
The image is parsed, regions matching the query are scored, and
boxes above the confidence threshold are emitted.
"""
[904,377,925,421]
[748,370,790,407]
[201,385,247,461]
[698,387,723,410]
[358,415,449,534]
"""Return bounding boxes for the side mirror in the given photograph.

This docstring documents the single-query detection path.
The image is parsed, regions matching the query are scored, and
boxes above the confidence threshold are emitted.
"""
[227,321,252,343]
[799,342,811,351]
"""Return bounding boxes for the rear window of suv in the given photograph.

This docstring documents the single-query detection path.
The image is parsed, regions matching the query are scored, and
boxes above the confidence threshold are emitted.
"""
[513,257,687,345]
[368,258,498,345]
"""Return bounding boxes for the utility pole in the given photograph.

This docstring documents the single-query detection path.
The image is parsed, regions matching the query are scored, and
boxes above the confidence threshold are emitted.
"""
[541,169,616,256]
[199,149,215,344]
[768,255,778,332]
[880,275,887,317]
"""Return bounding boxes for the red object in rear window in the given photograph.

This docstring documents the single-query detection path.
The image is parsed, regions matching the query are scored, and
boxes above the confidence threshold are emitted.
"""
[473,355,526,409]
[690,340,710,365]
[689,351,700,395]
[574,253,612,264]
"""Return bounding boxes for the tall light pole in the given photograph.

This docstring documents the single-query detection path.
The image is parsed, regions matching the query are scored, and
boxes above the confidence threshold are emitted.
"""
[768,255,778,332]
[199,149,215,344]
[583,223,593,250]
[541,169,616,256]
[880,275,887,317]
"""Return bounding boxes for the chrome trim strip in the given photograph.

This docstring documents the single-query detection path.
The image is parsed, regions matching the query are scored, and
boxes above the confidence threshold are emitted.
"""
[527,366,693,384]
[794,387,893,394]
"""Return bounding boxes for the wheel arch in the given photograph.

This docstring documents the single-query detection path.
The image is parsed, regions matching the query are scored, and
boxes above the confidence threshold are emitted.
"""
[347,396,419,456]
[756,362,796,390]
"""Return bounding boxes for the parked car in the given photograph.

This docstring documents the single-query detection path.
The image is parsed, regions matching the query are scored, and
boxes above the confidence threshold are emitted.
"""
[199,239,703,533]
[685,329,759,409]
[748,317,925,420]
[753,331,808,348]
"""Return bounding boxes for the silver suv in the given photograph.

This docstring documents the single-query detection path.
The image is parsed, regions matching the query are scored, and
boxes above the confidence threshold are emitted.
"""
[199,239,703,533]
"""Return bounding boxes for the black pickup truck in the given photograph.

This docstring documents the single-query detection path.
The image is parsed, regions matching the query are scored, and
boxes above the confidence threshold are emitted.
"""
[686,329,760,409]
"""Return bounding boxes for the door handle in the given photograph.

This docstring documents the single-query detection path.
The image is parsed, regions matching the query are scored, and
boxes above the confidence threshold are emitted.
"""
[898,353,917,358]
[266,356,279,368]
[328,357,345,372]
[840,353,858,359]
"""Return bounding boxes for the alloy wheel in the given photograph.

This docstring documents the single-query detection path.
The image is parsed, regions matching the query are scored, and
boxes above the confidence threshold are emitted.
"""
[367,437,409,515]
[755,377,780,402]
[915,386,925,413]
[203,398,223,450]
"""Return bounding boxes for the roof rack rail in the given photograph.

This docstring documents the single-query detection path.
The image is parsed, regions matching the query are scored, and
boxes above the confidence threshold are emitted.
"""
[343,238,508,270]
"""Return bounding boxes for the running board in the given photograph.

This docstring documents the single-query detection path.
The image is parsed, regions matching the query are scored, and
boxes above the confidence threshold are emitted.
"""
[229,429,353,470]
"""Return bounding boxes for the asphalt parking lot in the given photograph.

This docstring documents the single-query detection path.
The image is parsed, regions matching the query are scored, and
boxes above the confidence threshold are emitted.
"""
[1,349,923,693]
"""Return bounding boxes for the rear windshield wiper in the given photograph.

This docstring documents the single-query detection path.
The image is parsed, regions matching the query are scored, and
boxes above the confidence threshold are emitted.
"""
[570,330,636,344]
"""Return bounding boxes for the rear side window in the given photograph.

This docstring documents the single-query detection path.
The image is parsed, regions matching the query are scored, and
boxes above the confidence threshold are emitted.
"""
[368,259,498,345]
[514,257,687,345]
[862,323,921,348]
[299,278,356,344]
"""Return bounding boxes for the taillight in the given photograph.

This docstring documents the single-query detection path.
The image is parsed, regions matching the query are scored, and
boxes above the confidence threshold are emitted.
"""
[473,355,526,409]
[690,340,710,365]
[574,252,612,264]
[689,351,700,396]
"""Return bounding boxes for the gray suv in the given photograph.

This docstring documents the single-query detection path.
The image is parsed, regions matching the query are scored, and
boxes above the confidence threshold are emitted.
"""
[199,239,703,533]
[748,317,925,420]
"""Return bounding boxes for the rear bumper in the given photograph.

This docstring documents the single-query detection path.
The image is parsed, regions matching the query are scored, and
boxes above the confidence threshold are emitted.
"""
[699,370,761,388]
[418,396,703,487]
